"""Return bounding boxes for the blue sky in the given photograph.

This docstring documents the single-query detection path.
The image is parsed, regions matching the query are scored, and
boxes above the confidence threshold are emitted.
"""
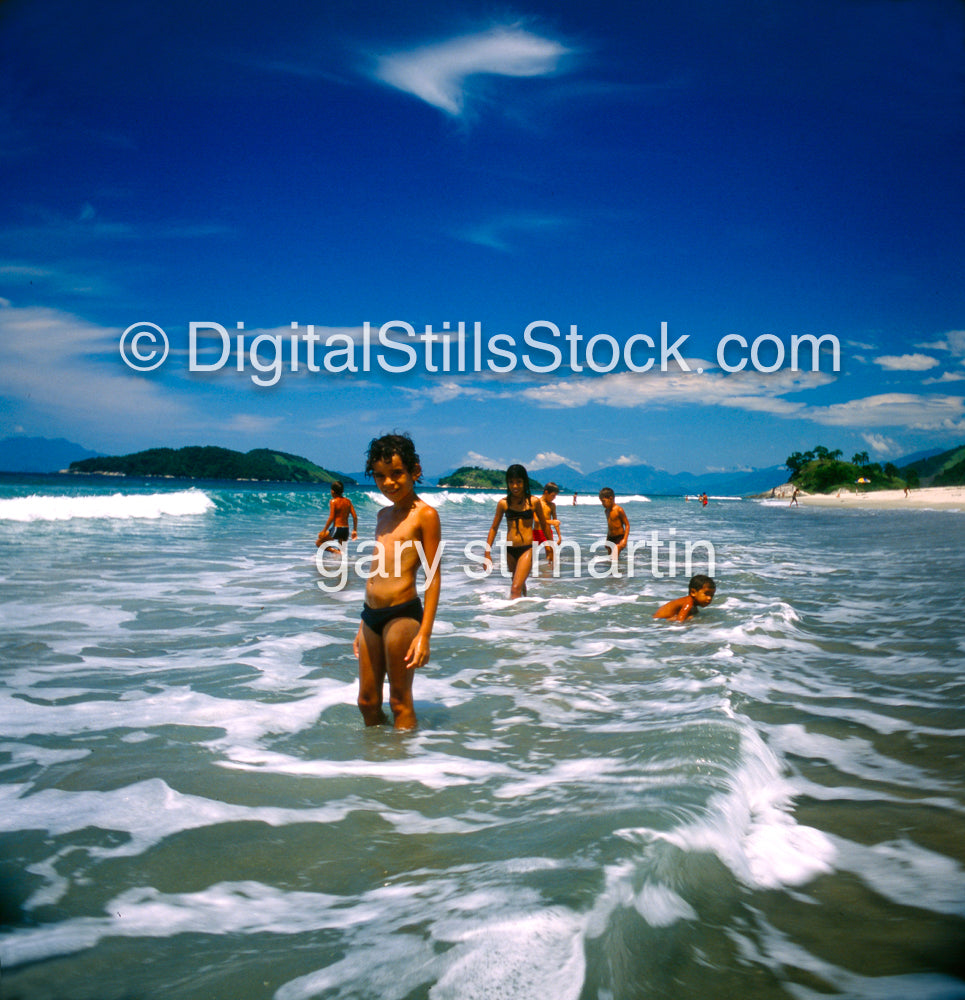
[1,0,963,477]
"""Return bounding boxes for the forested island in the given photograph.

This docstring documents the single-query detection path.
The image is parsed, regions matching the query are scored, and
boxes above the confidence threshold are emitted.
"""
[785,443,965,493]
[69,446,352,484]
[438,466,545,491]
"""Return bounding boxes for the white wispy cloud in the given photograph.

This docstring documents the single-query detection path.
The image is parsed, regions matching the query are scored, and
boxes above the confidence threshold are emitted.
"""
[460,213,570,251]
[527,451,582,473]
[460,450,503,469]
[517,366,832,411]
[873,353,940,371]
[371,25,573,117]
[0,302,280,448]
[862,433,899,455]
[0,303,191,442]
[805,393,965,431]
[924,371,965,384]
[917,330,965,356]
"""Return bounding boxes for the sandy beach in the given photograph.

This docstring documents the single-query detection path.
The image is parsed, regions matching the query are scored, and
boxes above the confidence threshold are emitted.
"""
[780,485,965,511]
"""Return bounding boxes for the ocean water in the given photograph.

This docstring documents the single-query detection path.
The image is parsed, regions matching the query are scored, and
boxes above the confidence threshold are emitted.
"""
[1,474,964,1000]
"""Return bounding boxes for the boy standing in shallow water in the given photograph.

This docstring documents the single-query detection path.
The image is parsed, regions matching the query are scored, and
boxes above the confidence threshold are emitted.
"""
[353,434,441,730]
[534,481,561,563]
[653,574,716,622]
[598,487,629,555]
[317,481,357,547]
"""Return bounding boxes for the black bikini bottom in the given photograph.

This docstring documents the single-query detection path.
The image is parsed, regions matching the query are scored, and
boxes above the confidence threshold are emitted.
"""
[360,597,424,636]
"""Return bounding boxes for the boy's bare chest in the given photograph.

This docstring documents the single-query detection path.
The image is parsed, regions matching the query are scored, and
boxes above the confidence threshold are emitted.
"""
[376,506,420,544]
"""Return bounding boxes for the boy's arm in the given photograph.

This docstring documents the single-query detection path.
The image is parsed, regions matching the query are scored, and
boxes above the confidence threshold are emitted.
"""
[653,596,680,619]
[323,499,336,532]
[617,506,630,551]
[404,506,442,669]
[535,500,550,536]
[653,596,694,621]
[348,500,358,538]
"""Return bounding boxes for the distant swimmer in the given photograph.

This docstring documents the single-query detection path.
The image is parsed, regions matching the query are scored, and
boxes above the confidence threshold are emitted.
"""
[484,464,550,599]
[317,480,358,547]
[654,575,716,622]
[598,487,629,556]
[353,434,440,730]
[789,488,799,507]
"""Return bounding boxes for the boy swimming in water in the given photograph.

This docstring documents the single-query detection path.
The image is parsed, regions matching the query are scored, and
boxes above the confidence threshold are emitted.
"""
[317,481,358,546]
[353,434,441,730]
[599,487,629,555]
[653,574,716,622]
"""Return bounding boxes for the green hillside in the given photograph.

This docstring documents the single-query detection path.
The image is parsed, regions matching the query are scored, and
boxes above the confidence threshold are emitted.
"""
[69,446,352,484]
[785,446,907,493]
[900,443,965,486]
[439,466,544,491]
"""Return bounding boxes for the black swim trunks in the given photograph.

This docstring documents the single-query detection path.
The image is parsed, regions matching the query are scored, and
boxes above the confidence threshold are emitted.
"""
[606,534,624,547]
[506,544,531,560]
[360,597,424,636]
[333,526,350,543]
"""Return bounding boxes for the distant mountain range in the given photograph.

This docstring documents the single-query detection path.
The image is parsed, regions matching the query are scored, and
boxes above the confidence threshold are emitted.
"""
[432,462,791,497]
[6,436,962,492]
[0,436,101,473]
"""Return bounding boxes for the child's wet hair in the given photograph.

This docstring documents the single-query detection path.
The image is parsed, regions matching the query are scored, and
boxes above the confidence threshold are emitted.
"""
[599,487,615,500]
[505,463,531,500]
[331,480,344,496]
[365,433,421,479]
[689,574,715,592]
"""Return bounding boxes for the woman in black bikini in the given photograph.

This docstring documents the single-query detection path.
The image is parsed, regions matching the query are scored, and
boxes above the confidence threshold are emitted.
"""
[483,464,550,599]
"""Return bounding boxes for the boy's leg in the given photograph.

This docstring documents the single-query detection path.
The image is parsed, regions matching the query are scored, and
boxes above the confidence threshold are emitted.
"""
[382,617,421,730]
[356,623,388,725]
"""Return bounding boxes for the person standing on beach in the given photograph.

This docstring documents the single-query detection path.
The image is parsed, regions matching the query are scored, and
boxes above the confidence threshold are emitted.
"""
[484,464,550,599]
[353,434,441,730]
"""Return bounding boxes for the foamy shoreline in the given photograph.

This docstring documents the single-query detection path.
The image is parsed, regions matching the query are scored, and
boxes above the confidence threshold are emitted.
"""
[786,485,965,511]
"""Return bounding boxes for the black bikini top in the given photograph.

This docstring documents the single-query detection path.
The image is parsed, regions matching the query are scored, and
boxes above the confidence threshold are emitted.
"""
[505,506,534,523]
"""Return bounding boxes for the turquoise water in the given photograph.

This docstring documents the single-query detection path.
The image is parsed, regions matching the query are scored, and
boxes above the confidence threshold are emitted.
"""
[1,476,963,999]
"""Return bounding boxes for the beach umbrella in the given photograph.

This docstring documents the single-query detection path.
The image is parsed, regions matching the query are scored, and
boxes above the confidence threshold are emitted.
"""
[856,477,871,483]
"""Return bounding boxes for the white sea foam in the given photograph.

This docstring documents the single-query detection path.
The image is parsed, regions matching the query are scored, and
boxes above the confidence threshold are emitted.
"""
[0,678,354,742]
[0,778,356,863]
[832,836,965,917]
[428,908,586,1000]
[617,724,836,891]
[3,484,963,998]
[0,489,215,521]
[633,881,699,926]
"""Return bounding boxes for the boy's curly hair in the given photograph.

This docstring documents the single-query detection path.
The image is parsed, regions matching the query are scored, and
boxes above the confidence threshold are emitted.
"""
[365,433,421,479]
